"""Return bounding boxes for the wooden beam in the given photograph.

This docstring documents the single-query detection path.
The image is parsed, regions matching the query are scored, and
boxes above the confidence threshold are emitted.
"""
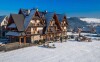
[24,36,26,45]
[19,37,21,45]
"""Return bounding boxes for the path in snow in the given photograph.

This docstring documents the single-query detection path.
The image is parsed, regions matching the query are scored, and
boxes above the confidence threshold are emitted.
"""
[0,40,100,62]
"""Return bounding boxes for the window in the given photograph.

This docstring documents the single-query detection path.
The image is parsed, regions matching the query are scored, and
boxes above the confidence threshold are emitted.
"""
[4,21,7,25]
[36,20,40,23]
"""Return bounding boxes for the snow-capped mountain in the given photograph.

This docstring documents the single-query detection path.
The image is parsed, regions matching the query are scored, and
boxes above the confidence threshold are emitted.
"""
[67,17,88,28]
[67,17,100,34]
[80,18,100,24]
[67,17,100,28]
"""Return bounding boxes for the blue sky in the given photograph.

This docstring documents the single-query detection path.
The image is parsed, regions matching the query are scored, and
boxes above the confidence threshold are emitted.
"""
[0,0,100,18]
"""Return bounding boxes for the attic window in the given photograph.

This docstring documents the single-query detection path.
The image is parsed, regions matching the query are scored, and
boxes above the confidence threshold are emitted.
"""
[30,20,35,23]
[4,21,7,24]
[36,20,40,23]
[64,21,66,23]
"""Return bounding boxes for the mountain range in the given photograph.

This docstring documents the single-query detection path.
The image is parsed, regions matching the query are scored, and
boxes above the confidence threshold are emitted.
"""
[67,17,100,29]
[67,17,100,32]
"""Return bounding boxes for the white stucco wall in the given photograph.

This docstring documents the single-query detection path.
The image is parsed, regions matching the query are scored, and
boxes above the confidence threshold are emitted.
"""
[36,20,40,23]
[64,27,67,30]
[37,27,43,31]
[1,18,8,26]
[31,35,40,41]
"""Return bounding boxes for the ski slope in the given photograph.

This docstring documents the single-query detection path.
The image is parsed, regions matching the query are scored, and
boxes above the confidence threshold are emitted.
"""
[0,40,100,62]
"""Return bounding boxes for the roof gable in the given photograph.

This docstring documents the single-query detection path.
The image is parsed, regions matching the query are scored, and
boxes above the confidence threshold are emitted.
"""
[24,9,37,31]
[56,14,65,22]
[57,14,68,25]
[11,14,24,31]
[0,16,7,23]
[44,12,55,33]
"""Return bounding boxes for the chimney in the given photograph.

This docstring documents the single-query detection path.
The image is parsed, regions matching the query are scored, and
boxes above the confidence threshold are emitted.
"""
[44,10,47,14]
[45,10,47,13]
[36,8,38,11]
[28,9,30,15]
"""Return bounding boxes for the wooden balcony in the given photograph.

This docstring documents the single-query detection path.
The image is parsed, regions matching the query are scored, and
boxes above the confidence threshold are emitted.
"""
[29,23,44,27]
[31,30,43,35]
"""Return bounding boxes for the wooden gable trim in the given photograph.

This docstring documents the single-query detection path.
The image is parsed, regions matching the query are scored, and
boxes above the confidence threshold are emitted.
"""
[64,15,68,25]
[18,9,23,14]
[35,11,40,18]
[25,10,41,31]
[7,15,18,31]
[8,14,14,26]
[35,11,45,25]
[53,14,62,31]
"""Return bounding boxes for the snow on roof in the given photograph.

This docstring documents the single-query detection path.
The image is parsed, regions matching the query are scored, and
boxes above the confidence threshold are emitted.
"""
[45,12,54,22]
[20,9,29,16]
[56,14,65,22]
[6,31,20,36]
[38,11,45,17]
[0,16,6,23]
[8,23,16,28]
[6,31,26,36]
[44,12,54,33]
[24,9,36,30]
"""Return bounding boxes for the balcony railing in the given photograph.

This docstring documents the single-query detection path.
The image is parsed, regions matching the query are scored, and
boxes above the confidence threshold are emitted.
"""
[29,23,44,27]
[31,30,43,35]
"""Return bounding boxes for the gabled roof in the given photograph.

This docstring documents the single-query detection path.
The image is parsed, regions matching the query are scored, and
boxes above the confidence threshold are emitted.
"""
[56,14,65,22]
[57,14,68,25]
[45,12,54,22]
[38,11,46,17]
[44,12,55,34]
[6,31,25,36]
[8,23,16,28]
[0,16,7,23]
[19,8,40,31]
[11,14,24,31]
[38,11,44,17]
[19,9,30,16]
[24,9,37,30]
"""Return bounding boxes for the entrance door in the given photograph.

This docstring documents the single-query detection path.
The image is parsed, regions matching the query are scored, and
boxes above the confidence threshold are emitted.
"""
[21,38,24,42]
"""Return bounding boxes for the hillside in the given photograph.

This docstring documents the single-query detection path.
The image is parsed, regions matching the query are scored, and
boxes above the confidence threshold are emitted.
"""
[67,17,100,28]
[67,17,88,29]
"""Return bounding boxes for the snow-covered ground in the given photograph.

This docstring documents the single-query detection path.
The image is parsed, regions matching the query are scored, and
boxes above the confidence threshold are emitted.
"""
[0,40,100,62]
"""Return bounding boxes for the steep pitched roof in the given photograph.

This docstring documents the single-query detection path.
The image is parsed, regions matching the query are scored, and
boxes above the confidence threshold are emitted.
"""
[19,9,30,16]
[8,23,16,28]
[56,14,65,22]
[11,14,24,31]
[44,12,55,34]
[19,8,39,30]
[0,16,6,23]
[24,9,36,30]
[57,14,68,25]
[6,31,25,36]
[38,11,46,17]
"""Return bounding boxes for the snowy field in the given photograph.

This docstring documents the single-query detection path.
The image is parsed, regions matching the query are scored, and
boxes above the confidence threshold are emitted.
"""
[0,40,100,62]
